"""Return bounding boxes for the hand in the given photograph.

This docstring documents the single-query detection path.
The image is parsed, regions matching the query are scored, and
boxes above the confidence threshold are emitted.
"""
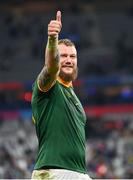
[48,11,62,37]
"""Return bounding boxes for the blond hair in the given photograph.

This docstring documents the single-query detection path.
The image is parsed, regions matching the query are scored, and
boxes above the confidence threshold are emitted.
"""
[58,39,75,47]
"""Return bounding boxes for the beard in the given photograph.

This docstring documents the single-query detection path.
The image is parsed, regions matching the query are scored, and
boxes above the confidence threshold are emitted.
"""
[59,66,78,82]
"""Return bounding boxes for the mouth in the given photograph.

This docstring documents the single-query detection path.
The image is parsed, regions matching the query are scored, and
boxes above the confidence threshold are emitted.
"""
[62,65,73,68]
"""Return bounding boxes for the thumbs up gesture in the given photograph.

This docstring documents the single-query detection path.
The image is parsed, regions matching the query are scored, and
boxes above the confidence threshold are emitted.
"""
[48,11,62,37]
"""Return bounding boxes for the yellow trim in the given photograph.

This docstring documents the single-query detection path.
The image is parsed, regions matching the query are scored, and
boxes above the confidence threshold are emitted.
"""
[37,76,72,92]
[32,115,36,124]
[57,76,73,88]
[37,80,45,92]
[37,79,56,92]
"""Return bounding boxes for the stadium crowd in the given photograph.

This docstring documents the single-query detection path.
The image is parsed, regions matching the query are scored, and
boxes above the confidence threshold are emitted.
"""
[0,117,133,179]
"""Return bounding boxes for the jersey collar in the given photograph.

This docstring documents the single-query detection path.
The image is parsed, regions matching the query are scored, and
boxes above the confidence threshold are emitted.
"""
[57,76,73,88]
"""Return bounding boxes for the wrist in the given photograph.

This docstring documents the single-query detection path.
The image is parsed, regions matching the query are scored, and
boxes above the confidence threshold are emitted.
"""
[47,35,58,50]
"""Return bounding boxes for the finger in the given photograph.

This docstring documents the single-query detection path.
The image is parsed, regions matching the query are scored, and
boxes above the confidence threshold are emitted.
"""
[48,32,58,36]
[48,28,60,33]
[56,10,61,22]
[48,23,60,29]
[49,20,60,24]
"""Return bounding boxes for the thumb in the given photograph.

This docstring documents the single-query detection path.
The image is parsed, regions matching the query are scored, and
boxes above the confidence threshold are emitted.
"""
[56,10,61,22]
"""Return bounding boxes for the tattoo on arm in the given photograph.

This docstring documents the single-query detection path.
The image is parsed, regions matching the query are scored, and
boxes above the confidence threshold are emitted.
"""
[38,66,52,89]
[37,44,60,91]
[55,49,60,64]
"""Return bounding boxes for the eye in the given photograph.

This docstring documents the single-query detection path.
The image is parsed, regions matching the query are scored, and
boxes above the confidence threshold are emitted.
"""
[60,54,67,58]
[70,55,76,58]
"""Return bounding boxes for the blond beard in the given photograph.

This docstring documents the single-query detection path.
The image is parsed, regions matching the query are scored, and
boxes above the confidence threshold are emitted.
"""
[59,67,78,82]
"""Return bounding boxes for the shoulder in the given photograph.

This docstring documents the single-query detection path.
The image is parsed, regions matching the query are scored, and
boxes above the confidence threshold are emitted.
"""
[32,80,62,98]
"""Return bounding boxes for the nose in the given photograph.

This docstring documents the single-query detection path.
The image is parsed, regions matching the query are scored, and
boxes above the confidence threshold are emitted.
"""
[65,55,72,63]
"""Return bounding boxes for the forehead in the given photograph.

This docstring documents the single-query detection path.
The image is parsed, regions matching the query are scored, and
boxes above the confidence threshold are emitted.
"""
[58,44,77,54]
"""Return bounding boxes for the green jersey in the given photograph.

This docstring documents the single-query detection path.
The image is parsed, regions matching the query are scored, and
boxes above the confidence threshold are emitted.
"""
[31,79,87,174]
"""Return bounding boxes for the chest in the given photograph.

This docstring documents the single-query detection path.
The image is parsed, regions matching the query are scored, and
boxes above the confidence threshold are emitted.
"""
[60,87,87,124]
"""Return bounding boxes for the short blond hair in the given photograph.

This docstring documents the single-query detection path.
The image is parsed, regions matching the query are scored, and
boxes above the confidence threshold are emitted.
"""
[58,39,75,47]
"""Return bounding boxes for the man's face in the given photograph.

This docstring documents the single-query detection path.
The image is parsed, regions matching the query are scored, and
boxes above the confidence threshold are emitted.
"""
[58,43,78,82]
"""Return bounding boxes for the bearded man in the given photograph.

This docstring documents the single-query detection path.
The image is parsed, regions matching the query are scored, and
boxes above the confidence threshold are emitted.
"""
[31,11,92,180]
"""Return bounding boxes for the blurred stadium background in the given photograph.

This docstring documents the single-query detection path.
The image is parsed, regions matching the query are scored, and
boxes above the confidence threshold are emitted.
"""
[0,0,133,178]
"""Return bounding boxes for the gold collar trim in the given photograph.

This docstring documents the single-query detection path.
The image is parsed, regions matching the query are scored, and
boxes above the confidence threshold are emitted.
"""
[57,77,73,87]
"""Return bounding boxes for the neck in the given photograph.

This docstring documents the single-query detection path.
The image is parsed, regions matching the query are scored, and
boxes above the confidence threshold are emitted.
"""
[57,76,72,87]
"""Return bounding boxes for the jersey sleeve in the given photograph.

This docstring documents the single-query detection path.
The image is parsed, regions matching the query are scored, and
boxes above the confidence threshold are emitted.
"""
[31,79,59,124]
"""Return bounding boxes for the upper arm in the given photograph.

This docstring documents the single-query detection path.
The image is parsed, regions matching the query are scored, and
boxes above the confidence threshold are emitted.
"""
[37,66,58,92]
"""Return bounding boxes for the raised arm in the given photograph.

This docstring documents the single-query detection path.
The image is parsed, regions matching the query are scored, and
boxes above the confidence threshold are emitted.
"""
[37,11,62,92]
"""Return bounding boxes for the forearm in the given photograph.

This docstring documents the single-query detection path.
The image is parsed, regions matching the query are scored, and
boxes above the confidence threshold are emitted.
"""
[45,35,60,74]
[37,36,60,91]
